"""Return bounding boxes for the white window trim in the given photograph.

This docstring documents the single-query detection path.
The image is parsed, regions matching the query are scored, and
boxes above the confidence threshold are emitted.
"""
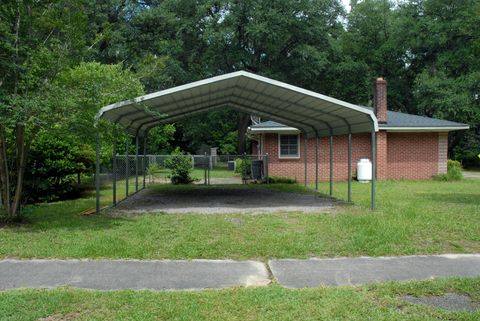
[278,134,301,159]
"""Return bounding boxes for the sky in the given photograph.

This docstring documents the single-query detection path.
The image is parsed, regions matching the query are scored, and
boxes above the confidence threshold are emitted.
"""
[341,0,352,12]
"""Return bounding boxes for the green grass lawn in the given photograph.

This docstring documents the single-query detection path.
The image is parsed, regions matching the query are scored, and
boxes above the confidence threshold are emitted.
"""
[0,277,478,320]
[1,180,479,320]
[0,179,478,260]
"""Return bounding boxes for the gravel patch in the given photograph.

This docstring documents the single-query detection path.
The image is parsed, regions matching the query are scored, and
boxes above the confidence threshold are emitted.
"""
[113,187,335,214]
[401,293,479,311]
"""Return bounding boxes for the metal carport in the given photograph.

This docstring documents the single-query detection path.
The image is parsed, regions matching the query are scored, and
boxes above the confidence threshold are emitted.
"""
[95,71,379,212]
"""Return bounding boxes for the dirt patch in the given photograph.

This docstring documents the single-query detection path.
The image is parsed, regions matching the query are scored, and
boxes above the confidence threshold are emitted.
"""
[112,187,336,215]
[400,293,479,311]
[38,312,81,321]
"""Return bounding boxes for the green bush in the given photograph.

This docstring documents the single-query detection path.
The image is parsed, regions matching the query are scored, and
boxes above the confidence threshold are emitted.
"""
[24,135,95,202]
[234,158,251,176]
[164,150,194,184]
[266,176,297,184]
[434,159,463,181]
[447,159,463,180]
[147,163,162,180]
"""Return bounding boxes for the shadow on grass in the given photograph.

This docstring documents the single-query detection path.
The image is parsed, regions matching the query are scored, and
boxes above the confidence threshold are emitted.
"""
[3,199,133,233]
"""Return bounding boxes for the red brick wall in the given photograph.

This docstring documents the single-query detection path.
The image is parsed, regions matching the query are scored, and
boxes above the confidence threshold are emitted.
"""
[387,132,439,180]
[376,131,388,180]
[259,131,441,182]
[263,133,372,182]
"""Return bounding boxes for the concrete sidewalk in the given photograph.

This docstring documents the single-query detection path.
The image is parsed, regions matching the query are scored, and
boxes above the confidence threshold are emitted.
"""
[0,254,479,290]
[0,259,270,291]
[269,254,480,288]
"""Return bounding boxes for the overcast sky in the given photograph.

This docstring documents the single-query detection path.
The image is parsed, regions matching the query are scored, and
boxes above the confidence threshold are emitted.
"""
[341,0,352,12]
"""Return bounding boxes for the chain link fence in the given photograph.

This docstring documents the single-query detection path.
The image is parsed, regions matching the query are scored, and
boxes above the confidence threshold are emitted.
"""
[98,154,269,206]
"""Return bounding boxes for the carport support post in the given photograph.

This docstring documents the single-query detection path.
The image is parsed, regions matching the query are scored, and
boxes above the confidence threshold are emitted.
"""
[348,131,352,203]
[112,132,117,206]
[143,134,147,189]
[126,138,129,197]
[95,131,100,214]
[135,135,139,192]
[204,152,208,185]
[371,125,376,210]
[243,152,247,185]
[265,153,269,184]
[315,133,319,192]
[304,133,307,187]
[329,135,333,196]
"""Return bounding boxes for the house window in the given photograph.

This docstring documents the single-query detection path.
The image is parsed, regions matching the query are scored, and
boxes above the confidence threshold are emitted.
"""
[279,134,300,158]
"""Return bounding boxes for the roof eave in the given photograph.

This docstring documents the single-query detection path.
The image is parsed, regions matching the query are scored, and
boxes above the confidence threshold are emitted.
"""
[248,125,470,134]
[247,127,302,134]
[380,125,470,132]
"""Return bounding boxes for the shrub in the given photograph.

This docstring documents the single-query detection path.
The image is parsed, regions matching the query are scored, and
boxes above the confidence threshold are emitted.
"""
[147,163,162,175]
[266,176,297,184]
[447,159,463,180]
[434,159,463,181]
[24,135,95,202]
[234,158,251,176]
[164,150,194,184]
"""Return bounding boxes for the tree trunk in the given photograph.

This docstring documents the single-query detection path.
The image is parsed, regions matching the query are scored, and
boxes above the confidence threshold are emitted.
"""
[11,124,31,217]
[237,113,250,154]
[0,124,10,214]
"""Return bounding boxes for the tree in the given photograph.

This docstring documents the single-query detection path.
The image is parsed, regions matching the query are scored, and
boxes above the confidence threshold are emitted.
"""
[147,124,176,154]
[54,62,144,144]
[397,0,480,164]
[0,0,87,219]
[24,133,95,202]
[0,2,144,221]
[111,0,346,154]
[339,0,480,164]
[340,0,411,110]
[176,110,238,154]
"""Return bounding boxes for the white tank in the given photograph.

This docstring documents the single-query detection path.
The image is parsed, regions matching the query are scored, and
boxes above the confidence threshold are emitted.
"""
[357,158,372,182]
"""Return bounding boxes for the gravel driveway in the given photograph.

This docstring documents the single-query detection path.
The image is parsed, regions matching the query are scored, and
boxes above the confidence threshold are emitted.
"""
[113,186,336,214]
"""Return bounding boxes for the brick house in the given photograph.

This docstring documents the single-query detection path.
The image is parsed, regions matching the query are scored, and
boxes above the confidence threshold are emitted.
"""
[248,78,469,182]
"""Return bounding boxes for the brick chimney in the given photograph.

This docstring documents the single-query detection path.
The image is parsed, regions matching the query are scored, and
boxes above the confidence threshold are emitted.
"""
[374,77,387,123]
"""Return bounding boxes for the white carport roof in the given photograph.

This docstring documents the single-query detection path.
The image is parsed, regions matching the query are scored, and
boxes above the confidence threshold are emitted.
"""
[97,71,378,137]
